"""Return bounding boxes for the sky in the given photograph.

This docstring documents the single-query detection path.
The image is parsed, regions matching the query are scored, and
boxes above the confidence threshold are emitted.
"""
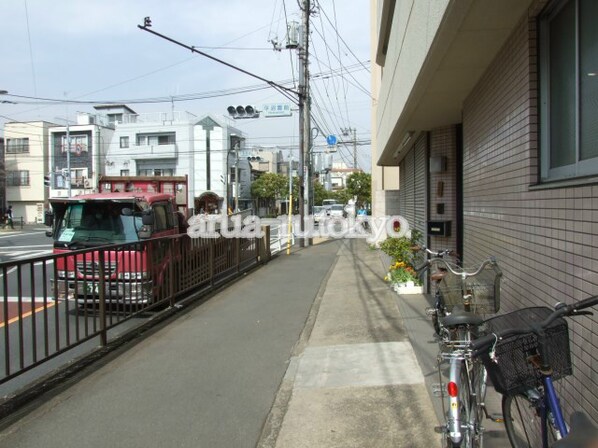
[0,0,372,171]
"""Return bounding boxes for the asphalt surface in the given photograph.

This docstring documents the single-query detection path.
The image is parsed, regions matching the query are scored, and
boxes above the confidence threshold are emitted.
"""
[0,235,507,447]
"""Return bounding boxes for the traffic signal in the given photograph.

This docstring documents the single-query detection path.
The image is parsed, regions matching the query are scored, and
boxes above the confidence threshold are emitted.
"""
[227,105,260,119]
[44,174,51,187]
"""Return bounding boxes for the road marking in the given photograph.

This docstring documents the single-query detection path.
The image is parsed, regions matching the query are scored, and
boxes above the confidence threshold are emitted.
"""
[3,296,54,302]
[0,229,48,239]
[0,244,53,249]
[0,300,56,328]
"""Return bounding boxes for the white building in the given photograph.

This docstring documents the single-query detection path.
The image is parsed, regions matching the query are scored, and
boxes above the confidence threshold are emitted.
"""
[105,107,252,214]
[4,121,55,223]
[48,110,114,199]
[330,162,360,190]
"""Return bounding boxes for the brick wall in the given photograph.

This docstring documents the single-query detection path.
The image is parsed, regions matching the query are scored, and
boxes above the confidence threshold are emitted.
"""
[462,10,598,418]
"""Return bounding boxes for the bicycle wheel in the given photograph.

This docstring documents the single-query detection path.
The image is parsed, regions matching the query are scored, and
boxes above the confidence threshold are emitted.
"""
[502,392,558,447]
[471,361,487,447]
[433,290,447,336]
[447,362,481,448]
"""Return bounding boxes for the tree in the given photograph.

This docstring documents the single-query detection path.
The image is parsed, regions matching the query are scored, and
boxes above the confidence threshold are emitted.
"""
[331,189,352,205]
[312,180,328,206]
[346,172,371,208]
[251,173,288,215]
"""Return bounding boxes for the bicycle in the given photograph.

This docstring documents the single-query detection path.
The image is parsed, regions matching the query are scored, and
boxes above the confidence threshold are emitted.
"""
[415,247,454,335]
[471,296,598,447]
[424,256,502,447]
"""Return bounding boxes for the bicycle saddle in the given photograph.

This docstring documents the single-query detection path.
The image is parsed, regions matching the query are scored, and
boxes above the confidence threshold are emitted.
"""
[431,269,447,282]
[440,310,483,328]
[552,412,598,448]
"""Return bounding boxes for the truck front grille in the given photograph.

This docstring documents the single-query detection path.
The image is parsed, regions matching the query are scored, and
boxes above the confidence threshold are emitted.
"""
[76,261,117,278]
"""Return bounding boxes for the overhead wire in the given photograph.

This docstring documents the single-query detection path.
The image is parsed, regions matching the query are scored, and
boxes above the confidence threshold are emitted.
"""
[4,1,371,172]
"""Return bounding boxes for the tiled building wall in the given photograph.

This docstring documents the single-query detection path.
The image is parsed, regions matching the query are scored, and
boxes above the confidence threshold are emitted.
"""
[429,127,458,254]
[462,11,598,418]
[399,134,427,239]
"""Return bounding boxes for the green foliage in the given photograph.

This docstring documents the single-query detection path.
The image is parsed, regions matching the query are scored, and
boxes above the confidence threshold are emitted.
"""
[379,237,414,265]
[251,173,288,199]
[409,228,423,247]
[312,180,328,206]
[346,172,371,208]
[385,261,422,285]
[331,189,352,205]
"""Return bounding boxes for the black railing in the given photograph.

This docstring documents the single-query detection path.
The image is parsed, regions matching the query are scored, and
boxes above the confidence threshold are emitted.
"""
[0,230,269,390]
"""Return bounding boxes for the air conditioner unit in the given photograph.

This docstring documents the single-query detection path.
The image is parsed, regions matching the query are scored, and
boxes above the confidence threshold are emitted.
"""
[84,179,92,188]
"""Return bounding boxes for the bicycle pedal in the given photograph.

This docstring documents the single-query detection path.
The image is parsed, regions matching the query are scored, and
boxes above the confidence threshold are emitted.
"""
[425,307,437,317]
[487,414,504,423]
[431,383,445,397]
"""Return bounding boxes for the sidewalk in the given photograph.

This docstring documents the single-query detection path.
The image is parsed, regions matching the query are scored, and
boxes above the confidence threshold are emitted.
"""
[258,238,438,447]
[0,237,467,447]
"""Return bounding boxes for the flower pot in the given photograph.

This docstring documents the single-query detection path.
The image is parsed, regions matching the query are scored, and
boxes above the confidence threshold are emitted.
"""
[393,281,423,295]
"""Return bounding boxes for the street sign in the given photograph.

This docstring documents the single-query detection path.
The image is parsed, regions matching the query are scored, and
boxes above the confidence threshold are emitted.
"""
[326,134,337,146]
[262,103,292,118]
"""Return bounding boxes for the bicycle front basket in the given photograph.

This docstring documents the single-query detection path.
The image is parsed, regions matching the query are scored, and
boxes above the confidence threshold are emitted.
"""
[479,307,572,395]
[439,262,502,314]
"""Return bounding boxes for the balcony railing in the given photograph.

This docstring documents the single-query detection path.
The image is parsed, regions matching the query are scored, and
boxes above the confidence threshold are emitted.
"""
[132,143,177,158]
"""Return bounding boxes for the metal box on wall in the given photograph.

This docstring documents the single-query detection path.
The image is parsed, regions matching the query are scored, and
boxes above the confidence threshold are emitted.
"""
[428,220,451,237]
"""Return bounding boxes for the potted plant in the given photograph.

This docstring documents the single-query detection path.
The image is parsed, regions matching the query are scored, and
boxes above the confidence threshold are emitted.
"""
[380,233,424,294]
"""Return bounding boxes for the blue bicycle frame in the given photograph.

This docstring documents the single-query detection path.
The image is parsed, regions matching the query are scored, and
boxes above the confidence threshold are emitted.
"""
[542,374,568,446]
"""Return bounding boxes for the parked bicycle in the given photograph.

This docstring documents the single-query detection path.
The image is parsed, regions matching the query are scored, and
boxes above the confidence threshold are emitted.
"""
[420,254,502,447]
[471,296,598,447]
[416,247,455,335]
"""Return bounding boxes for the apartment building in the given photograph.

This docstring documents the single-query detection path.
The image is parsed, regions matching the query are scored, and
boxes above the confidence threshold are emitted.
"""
[106,109,252,214]
[330,162,360,191]
[372,0,598,419]
[4,121,55,223]
[48,110,114,199]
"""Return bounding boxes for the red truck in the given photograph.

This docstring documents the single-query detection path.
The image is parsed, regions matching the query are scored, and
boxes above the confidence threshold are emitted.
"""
[45,176,189,305]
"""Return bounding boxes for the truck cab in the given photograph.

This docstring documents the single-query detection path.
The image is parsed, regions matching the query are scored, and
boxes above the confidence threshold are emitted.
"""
[46,187,187,305]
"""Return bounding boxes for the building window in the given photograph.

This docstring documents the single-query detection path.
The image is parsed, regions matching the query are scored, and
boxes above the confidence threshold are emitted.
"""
[70,169,88,187]
[6,170,30,186]
[540,0,598,181]
[120,136,129,148]
[138,168,174,176]
[136,133,176,146]
[61,135,89,154]
[6,138,29,154]
[120,169,130,176]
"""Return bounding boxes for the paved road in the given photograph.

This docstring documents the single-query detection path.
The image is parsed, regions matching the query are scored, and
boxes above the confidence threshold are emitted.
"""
[0,240,343,448]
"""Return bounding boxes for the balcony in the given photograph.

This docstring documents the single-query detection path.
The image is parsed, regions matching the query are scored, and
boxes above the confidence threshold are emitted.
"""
[132,144,177,159]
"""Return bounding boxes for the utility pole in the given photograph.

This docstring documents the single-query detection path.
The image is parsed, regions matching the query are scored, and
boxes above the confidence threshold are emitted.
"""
[342,127,358,169]
[66,122,72,198]
[298,0,311,247]
[287,154,293,255]
[234,141,239,211]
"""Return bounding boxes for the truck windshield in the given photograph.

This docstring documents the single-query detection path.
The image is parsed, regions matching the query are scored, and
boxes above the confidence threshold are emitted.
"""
[56,202,143,244]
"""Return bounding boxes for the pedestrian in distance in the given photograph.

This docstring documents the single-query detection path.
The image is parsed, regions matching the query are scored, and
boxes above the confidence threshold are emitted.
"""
[6,205,14,229]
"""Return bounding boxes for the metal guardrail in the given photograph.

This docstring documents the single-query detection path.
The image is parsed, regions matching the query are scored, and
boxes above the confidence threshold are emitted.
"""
[0,217,24,231]
[0,230,269,388]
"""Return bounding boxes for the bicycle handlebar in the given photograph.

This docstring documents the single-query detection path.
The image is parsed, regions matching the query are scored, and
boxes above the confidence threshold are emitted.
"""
[420,246,456,258]
[471,295,598,356]
[427,257,499,278]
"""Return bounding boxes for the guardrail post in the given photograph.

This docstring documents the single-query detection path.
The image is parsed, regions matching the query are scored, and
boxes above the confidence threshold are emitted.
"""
[260,225,271,262]
[209,239,215,287]
[169,238,176,308]
[98,251,107,346]
[235,237,240,273]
